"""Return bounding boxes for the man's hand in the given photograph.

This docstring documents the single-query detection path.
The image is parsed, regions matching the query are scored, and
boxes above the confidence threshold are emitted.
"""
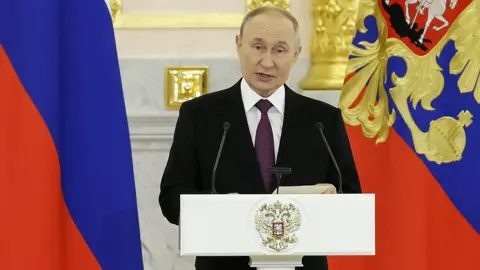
[315,183,337,194]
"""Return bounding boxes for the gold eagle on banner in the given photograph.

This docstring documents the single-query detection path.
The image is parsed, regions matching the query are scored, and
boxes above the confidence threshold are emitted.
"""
[339,0,479,164]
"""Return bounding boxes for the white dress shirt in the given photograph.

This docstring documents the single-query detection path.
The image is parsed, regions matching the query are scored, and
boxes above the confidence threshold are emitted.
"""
[240,78,285,162]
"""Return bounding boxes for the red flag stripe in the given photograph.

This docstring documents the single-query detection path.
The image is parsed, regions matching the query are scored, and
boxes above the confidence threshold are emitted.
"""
[328,125,480,270]
[0,45,101,269]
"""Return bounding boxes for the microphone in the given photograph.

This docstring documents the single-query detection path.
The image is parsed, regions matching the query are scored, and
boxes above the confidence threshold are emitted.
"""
[315,122,343,194]
[269,167,292,194]
[210,122,231,194]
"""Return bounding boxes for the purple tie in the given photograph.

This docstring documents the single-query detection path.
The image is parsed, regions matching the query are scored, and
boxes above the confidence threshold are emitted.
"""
[254,99,275,192]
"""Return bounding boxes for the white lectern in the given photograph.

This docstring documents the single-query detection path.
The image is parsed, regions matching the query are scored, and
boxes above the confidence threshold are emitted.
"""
[179,194,375,270]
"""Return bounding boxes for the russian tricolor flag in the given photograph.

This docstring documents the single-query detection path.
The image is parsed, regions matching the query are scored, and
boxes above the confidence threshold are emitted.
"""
[0,0,143,269]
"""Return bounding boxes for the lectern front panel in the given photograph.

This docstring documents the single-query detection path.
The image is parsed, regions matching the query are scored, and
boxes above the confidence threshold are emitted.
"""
[179,194,375,257]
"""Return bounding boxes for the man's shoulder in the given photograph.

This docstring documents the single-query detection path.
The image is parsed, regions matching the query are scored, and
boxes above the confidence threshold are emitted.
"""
[290,89,341,116]
[180,86,234,111]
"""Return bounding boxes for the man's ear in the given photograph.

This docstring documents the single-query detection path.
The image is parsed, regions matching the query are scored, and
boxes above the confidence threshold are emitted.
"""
[293,46,302,62]
[235,34,241,53]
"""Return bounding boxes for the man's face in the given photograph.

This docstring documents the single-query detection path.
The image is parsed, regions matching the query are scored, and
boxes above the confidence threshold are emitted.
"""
[236,12,301,97]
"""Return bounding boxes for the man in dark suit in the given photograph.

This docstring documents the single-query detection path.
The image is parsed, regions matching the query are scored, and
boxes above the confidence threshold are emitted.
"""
[159,5,361,270]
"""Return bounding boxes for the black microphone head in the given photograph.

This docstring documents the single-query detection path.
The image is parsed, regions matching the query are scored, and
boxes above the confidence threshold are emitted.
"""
[315,122,324,130]
[223,122,231,130]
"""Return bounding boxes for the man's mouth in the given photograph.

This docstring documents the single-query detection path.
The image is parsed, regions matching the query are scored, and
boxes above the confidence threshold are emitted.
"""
[257,72,274,79]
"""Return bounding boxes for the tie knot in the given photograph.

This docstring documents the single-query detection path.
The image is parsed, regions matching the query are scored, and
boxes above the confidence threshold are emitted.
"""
[255,99,273,113]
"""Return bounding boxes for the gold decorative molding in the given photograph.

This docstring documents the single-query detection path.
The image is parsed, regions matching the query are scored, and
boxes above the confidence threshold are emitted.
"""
[109,0,121,23]
[110,0,122,27]
[164,67,209,110]
[299,0,360,90]
[247,0,290,10]
[115,13,245,29]
[110,0,289,29]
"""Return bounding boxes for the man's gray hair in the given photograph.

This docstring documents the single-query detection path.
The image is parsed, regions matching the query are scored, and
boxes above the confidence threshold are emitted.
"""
[239,5,301,46]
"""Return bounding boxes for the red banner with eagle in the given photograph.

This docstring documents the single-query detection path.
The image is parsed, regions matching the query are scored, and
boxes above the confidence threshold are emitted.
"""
[331,0,480,269]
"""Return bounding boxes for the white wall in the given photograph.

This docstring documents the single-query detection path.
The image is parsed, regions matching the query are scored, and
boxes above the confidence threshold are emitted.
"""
[115,0,312,59]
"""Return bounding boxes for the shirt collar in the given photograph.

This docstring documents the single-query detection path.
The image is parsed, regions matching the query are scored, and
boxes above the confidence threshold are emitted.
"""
[240,78,285,115]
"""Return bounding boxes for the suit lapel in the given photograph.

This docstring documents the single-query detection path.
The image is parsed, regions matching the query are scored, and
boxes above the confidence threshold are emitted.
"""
[275,86,303,184]
[221,81,266,193]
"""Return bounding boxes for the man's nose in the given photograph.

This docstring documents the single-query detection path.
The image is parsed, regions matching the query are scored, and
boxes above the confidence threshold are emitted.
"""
[260,52,274,68]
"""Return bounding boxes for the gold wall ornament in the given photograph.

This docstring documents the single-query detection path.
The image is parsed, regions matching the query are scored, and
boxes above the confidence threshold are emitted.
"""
[247,0,290,10]
[255,200,301,252]
[164,67,209,110]
[109,0,121,23]
[339,0,479,164]
[113,13,244,28]
[299,0,360,90]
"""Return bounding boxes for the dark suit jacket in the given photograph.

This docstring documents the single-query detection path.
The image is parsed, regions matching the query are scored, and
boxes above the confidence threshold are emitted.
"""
[159,79,361,270]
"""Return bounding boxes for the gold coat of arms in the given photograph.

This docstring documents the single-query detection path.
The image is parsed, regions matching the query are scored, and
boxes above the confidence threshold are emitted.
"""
[254,200,301,252]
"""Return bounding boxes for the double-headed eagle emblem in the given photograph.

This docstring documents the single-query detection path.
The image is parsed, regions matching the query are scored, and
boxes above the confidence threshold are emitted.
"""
[255,200,301,252]
[340,0,479,165]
